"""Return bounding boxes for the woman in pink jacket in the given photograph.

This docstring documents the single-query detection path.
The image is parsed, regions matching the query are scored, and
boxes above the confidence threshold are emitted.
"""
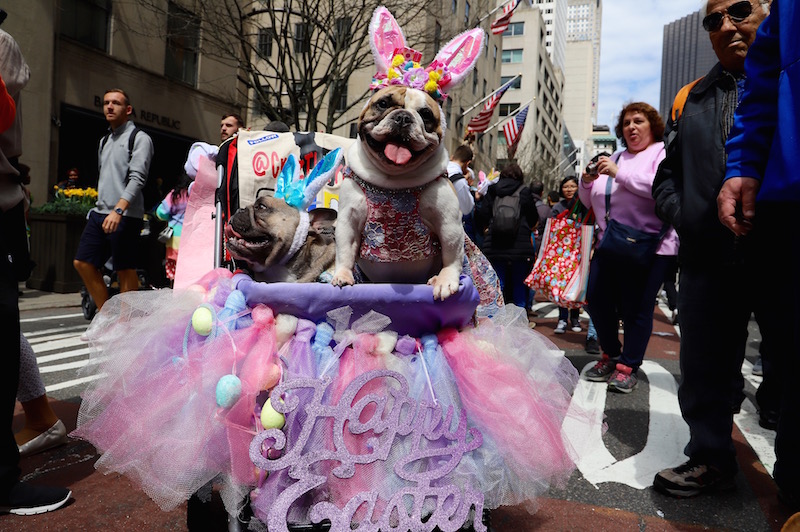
[578,102,678,393]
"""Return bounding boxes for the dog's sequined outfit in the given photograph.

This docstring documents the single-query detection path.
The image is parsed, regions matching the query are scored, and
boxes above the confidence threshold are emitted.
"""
[345,168,444,263]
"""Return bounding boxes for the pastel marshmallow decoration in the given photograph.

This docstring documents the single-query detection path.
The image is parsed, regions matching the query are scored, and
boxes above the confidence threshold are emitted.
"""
[192,306,215,336]
[275,314,298,347]
[215,374,242,408]
[260,398,285,430]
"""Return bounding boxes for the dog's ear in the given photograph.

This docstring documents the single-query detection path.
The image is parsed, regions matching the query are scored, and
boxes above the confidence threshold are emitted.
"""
[370,7,407,75]
[430,29,485,91]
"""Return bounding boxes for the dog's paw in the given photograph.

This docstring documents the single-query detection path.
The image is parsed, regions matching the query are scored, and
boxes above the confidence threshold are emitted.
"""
[428,272,460,300]
[331,268,355,287]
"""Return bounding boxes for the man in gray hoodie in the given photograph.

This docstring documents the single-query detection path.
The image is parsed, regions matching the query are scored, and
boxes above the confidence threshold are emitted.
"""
[73,88,153,311]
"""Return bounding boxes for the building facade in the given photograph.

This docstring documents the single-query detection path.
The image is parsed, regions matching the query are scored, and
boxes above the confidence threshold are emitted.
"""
[563,0,601,171]
[7,0,244,210]
[659,8,717,120]
[495,1,564,191]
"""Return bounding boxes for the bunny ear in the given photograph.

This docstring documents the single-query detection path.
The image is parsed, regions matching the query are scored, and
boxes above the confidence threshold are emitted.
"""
[370,7,407,74]
[431,28,485,90]
[274,154,299,201]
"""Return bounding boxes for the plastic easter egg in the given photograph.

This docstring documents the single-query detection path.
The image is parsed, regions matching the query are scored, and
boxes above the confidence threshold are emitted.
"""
[260,398,285,430]
[215,374,242,408]
[192,306,214,336]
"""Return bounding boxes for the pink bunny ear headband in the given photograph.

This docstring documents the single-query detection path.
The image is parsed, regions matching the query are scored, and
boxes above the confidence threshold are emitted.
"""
[368,6,485,103]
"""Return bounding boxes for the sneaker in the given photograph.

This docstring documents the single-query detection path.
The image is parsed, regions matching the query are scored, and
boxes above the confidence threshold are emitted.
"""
[0,481,71,515]
[570,318,582,332]
[554,320,567,334]
[653,460,735,498]
[607,363,638,393]
[585,338,601,354]
[752,356,763,376]
[584,354,616,382]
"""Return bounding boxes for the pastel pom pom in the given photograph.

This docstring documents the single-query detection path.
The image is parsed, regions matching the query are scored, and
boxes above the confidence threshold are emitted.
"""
[260,398,285,430]
[215,374,242,408]
[275,314,298,346]
[261,363,281,391]
[192,306,214,336]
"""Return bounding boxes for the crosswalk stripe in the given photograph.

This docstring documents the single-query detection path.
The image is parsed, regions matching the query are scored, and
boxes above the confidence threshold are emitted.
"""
[24,325,87,338]
[39,356,107,373]
[20,313,84,323]
[28,331,88,344]
[45,373,106,393]
[36,348,92,364]
[30,337,87,354]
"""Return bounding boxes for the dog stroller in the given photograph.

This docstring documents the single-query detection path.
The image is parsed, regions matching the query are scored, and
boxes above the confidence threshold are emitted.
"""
[72,130,598,532]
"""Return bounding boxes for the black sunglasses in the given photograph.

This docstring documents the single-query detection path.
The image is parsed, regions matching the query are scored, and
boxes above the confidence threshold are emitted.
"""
[702,1,753,32]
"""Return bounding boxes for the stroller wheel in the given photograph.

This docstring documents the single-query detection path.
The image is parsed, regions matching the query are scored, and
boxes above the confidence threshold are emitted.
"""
[80,286,97,321]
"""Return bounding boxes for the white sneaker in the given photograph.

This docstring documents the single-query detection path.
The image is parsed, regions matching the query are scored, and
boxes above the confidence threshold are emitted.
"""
[554,320,567,334]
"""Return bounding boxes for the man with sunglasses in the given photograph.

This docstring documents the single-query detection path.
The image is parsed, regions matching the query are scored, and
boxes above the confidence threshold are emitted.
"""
[720,0,800,512]
[652,0,772,499]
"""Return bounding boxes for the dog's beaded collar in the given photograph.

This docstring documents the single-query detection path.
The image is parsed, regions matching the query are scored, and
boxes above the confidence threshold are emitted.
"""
[343,167,447,194]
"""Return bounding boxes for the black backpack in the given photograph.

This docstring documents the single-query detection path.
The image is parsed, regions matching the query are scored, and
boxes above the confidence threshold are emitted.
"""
[491,185,522,237]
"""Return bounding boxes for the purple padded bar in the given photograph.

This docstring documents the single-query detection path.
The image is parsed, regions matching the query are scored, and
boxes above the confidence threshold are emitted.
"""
[234,275,479,336]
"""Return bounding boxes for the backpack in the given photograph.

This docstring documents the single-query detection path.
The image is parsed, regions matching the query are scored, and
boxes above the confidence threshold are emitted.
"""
[491,185,522,237]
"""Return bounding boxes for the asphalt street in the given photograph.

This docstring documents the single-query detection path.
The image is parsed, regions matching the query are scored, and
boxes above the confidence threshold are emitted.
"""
[5,287,796,531]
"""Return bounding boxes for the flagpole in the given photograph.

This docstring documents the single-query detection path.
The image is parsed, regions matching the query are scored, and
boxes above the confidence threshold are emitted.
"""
[461,73,521,117]
[475,0,516,25]
[479,98,533,135]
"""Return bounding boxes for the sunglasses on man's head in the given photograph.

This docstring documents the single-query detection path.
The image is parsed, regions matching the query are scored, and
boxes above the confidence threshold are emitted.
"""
[702,1,753,32]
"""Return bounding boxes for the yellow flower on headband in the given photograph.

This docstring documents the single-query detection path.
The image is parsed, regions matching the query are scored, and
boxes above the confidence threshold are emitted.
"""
[391,54,405,68]
[424,80,438,93]
[428,71,441,82]
[387,69,400,80]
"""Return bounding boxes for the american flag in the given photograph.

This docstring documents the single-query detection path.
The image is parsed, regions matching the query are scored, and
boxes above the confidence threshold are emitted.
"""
[466,78,516,133]
[490,0,520,35]
[503,104,529,158]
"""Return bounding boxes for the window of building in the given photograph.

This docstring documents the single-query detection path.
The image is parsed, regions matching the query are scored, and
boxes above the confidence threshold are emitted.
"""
[483,79,487,98]
[472,69,478,94]
[498,135,506,145]
[434,22,442,54]
[349,123,358,139]
[59,0,111,51]
[165,1,200,86]
[499,103,520,117]
[294,23,310,54]
[333,17,351,49]
[464,1,470,26]
[500,76,522,89]
[502,22,524,36]
[330,80,348,111]
[258,27,274,57]
[501,49,522,63]
[493,45,497,66]
[452,0,458,14]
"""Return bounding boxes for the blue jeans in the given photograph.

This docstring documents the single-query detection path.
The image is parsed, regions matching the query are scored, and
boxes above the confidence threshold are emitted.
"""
[492,258,532,308]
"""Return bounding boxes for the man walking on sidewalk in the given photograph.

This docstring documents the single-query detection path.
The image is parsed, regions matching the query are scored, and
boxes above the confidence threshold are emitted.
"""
[73,88,153,312]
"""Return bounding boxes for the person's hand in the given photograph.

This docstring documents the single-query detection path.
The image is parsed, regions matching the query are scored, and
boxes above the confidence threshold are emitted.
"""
[102,211,122,234]
[581,171,598,183]
[596,156,618,178]
[718,177,759,236]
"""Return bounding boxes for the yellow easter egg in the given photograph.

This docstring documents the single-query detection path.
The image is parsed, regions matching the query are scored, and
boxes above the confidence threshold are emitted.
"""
[260,398,285,430]
[192,306,214,336]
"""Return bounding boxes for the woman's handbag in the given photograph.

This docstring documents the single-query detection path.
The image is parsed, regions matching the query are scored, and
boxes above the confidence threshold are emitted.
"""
[595,176,667,265]
[524,203,594,309]
[157,224,174,244]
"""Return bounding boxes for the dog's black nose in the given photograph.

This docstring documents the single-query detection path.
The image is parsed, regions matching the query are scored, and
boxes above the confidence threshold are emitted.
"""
[393,112,413,126]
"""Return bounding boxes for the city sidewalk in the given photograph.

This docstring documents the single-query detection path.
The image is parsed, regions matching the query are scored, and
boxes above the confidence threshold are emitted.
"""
[18,283,82,312]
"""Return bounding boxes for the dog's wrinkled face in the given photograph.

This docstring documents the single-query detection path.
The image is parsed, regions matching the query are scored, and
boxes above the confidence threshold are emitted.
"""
[225,196,297,273]
[359,86,443,174]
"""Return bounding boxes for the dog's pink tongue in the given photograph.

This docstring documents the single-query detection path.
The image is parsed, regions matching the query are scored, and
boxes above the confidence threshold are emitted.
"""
[384,143,412,165]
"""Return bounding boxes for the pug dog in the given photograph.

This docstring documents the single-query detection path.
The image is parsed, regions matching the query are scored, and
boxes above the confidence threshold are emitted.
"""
[225,197,336,283]
[330,7,484,300]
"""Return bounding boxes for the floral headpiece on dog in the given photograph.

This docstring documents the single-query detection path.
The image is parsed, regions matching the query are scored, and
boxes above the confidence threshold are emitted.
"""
[368,7,485,103]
